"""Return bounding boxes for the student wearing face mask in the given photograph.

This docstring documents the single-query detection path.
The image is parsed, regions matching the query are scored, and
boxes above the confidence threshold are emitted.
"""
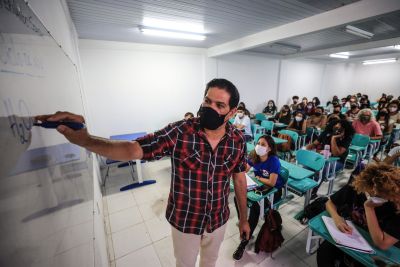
[262,100,277,116]
[344,96,358,109]
[352,109,382,140]
[288,111,307,135]
[238,102,251,117]
[378,97,388,110]
[304,102,315,117]
[306,119,354,198]
[316,163,400,267]
[359,97,370,109]
[232,135,283,261]
[273,105,292,125]
[233,106,253,142]
[328,104,346,121]
[312,97,321,107]
[345,103,360,121]
[306,106,327,130]
[290,96,299,111]
[388,100,400,125]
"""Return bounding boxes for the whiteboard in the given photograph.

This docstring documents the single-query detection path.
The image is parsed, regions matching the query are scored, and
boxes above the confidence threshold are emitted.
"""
[0,1,95,266]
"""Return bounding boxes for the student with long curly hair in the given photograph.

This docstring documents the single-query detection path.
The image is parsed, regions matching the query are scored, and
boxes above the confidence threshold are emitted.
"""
[317,163,400,267]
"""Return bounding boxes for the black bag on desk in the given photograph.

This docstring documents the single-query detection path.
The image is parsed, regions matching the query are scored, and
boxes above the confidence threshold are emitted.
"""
[299,196,328,225]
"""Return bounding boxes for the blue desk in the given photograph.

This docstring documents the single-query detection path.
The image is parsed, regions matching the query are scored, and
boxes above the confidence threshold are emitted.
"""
[307,211,400,266]
[109,132,156,191]
[279,159,317,208]
[272,136,288,145]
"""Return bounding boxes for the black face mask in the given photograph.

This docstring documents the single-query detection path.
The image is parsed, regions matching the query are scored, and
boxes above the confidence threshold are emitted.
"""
[315,112,322,116]
[198,106,228,130]
[333,109,340,114]
[360,115,370,123]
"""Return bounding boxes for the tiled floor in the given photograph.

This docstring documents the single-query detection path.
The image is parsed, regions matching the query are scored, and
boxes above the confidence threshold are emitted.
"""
[101,158,353,267]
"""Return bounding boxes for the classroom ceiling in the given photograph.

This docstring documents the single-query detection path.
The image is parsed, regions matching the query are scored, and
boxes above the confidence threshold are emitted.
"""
[67,0,400,61]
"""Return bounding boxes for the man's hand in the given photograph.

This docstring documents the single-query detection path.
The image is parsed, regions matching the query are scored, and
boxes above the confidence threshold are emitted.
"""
[35,111,90,147]
[239,219,251,240]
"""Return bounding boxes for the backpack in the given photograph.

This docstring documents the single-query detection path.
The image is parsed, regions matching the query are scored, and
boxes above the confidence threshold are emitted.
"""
[299,196,328,224]
[255,208,284,255]
[277,133,292,152]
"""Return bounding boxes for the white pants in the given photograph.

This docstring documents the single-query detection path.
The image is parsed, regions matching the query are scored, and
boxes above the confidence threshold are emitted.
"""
[171,223,227,267]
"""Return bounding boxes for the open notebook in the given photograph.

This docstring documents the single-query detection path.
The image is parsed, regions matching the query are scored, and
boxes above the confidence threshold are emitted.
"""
[246,174,258,191]
[322,216,375,254]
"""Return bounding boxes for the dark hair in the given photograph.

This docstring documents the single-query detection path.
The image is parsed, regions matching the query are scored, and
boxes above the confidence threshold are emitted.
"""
[333,104,341,109]
[204,78,240,109]
[315,106,324,113]
[312,97,321,106]
[325,119,354,140]
[238,101,246,108]
[389,100,399,109]
[281,105,290,111]
[249,135,277,164]
[184,112,194,118]
[292,95,299,100]
[237,106,245,111]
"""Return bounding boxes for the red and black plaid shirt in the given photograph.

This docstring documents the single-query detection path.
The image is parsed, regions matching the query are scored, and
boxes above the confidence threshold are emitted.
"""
[137,118,247,234]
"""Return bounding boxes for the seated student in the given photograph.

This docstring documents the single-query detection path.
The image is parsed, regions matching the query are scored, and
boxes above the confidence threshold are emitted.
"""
[290,95,300,111]
[352,109,382,140]
[306,119,354,197]
[344,95,358,109]
[377,97,388,110]
[287,111,307,135]
[327,104,346,121]
[262,100,277,116]
[317,163,400,267]
[233,135,283,260]
[374,140,400,165]
[238,101,251,117]
[359,96,370,109]
[304,102,315,117]
[372,108,393,161]
[184,112,194,120]
[302,97,308,107]
[307,106,327,130]
[273,105,292,125]
[388,100,400,125]
[312,97,321,107]
[346,103,360,121]
[233,106,252,142]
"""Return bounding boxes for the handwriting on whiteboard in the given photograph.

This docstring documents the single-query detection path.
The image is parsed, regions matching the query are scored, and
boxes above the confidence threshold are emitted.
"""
[2,98,33,144]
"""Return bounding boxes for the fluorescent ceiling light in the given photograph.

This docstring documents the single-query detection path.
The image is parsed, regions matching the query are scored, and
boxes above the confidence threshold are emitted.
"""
[394,45,400,50]
[139,27,206,40]
[345,25,374,39]
[270,42,301,52]
[363,58,397,65]
[329,53,349,59]
[142,18,205,34]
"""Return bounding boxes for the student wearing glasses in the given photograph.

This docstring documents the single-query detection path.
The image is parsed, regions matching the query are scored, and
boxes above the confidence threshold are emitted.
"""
[232,135,284,261]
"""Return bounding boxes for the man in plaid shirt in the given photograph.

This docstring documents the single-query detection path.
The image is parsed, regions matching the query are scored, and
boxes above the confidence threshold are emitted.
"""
[37,78,250,267]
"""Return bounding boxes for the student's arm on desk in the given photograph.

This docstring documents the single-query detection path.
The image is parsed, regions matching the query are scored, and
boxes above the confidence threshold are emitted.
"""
[364,200,399,250]
[36,112,143,161]
[325,199,353,234]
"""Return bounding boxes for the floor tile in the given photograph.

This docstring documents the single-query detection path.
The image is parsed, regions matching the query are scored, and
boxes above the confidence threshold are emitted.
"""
[112,223,152,259]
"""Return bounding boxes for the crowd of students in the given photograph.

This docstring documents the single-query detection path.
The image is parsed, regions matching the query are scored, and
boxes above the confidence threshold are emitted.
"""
[224,92,400,265]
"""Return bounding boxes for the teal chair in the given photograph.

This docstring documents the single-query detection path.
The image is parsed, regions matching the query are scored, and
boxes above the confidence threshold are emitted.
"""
[251,123,265,136]
[372,110,378,117]
[344,134,370,167]
[341,107,348,114]
[285,150,324,207]
[272,166,289,210]
[255,113,266,122]
[261,120,274,135]
[229,118,235,124]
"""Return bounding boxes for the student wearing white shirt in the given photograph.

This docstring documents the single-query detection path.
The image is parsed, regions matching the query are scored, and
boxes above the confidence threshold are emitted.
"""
[234,106,252,141]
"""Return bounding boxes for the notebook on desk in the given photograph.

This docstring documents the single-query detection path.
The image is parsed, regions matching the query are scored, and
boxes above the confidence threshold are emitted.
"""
[322,216,375,254]
[246,174,258,191]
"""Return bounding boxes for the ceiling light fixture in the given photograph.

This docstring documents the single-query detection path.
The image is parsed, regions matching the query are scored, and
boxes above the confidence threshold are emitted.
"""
[270,42,301,52]
[330,54,349,59]
[362,58,397,65]
[139,27,206,41]
[394,45,400,50]
[142,18,205,34]
[345,25,374,39]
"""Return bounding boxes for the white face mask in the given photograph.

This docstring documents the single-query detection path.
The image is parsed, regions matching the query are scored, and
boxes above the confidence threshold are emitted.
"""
[295,116,302,122]
[237,112,244,118]
[255,145,268,156]
[389,107,398,112]
[365,192,388,204]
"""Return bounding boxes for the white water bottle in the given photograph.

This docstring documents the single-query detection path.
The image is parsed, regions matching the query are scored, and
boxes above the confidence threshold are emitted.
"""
[323,145,330,159]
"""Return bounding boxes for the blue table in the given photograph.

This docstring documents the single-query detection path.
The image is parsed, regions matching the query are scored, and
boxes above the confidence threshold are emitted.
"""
[307,211,400,266]
[272,136,288,145]
[109,132,156,191]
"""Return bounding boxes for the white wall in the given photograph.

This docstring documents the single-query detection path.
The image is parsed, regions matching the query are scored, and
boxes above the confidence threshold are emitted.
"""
[216,53,280,114]
[321,61,400,102]
[278,59,326,107]
[79,40,206,138]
